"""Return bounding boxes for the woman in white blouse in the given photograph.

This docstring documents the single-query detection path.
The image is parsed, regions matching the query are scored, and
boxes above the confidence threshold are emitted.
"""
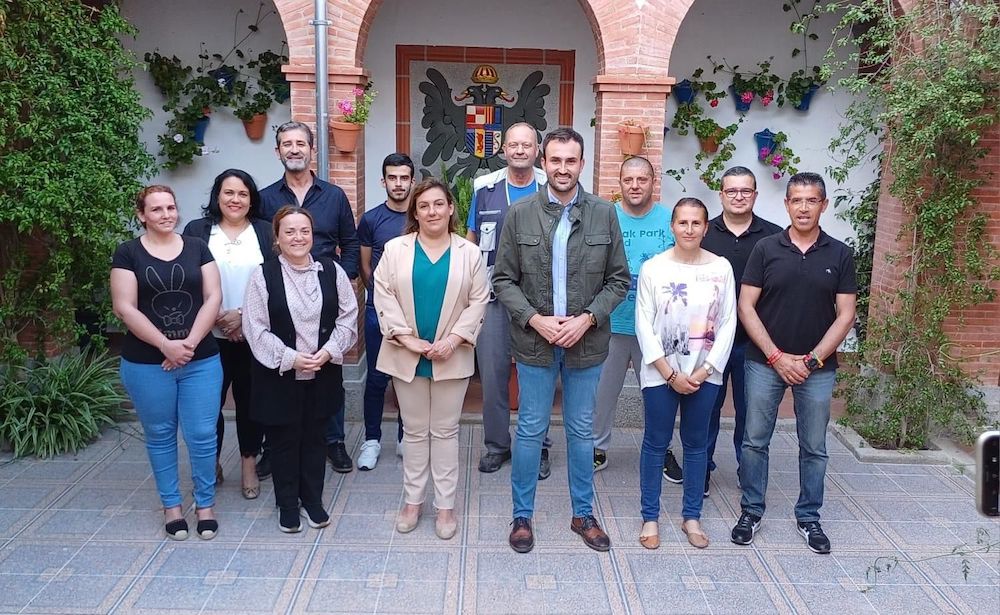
[242,206,358,533]
[183,169,273,499]
[634,198,736,550]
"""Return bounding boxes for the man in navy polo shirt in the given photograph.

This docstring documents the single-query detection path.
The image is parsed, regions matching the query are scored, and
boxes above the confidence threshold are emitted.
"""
[701,167,782,497]
[260,121,360,474]
[731,172,856,555]
[355,153,413,470]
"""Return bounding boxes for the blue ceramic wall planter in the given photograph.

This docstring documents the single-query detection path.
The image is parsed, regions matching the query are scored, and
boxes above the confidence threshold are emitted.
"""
[729,85,753,113]
[794,84,821,111]
[754,129,776,159]
[673,79,696,105]
[192,116,210,145]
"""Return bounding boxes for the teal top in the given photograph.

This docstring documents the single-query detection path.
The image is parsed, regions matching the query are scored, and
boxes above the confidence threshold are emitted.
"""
[413,241,451,378]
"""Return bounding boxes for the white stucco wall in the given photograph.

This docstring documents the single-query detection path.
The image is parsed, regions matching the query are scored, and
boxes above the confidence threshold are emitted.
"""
[665,0,875,241]
[121,0,292,224]
[363,0,598,209]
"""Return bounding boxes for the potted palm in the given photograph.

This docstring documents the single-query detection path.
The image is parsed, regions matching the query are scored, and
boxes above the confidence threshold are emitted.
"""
[330,82,377,153]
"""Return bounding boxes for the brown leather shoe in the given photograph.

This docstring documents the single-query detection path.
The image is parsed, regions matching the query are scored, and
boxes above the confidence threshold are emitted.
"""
[509,517,534,553]
[571,515,611,551]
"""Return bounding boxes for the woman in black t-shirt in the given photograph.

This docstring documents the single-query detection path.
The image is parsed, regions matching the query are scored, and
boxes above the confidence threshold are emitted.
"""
[110,185,223,541]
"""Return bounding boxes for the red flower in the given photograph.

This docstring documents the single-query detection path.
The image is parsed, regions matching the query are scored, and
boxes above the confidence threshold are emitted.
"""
[710,98,719,108]
[740,91,754,105]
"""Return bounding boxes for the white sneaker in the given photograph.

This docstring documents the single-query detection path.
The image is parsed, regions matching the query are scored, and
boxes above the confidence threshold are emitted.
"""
[356,440,381,470]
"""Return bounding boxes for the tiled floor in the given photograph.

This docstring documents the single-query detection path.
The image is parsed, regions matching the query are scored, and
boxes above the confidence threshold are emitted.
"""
[0,421,997,614]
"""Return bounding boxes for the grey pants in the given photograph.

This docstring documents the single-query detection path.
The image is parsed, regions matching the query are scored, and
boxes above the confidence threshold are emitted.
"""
[593,333,643,451]
[478,300,549,454]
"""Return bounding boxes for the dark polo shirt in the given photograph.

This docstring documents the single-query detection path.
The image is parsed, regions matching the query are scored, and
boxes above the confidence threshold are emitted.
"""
[260,173,360,279]
[702,213,783,345]
[741,228,857,370]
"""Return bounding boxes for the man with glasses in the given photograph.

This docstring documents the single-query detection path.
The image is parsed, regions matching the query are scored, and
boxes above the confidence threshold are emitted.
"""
[467,122,551,480]
[700,167,782,496]
[731,172,857,555]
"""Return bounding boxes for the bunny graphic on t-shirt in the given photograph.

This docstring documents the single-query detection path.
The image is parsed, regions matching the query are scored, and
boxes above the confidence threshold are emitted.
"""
[146,263,193,328]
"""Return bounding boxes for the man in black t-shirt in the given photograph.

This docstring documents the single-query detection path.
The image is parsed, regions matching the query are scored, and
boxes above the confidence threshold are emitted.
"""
[701,167,782,497]
[730,172,857,555]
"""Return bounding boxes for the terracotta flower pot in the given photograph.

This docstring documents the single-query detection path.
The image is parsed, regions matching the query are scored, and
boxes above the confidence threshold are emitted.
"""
[698,131,722,153]
[329,119,362,153]
[617,123,645,156]
[242,113,268,141]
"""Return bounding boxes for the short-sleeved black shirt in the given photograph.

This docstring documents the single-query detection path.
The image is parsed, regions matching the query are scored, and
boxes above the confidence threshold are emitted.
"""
[741,229,857,370]
[702,213,783,345]
[111,236,219,364]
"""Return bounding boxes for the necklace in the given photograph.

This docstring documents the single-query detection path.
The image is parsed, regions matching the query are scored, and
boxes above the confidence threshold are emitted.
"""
[219,221,249,255]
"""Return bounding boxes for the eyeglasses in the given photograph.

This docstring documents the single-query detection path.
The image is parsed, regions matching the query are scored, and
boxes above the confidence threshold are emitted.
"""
[722,188,755,198]
[788,197,825,206]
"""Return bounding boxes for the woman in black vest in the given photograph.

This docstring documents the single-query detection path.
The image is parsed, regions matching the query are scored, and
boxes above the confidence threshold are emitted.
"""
[242,205,358,532]
[182,169,273,499]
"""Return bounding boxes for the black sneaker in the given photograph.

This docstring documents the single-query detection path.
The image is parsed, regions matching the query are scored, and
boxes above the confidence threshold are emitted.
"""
[703,470,711,497]
[256,449,272,480]
[327,442,353,473]
[662,449,683,484]
[797,521,831,554]
[478,450,511,473]
[301,505,331,529]
[593,449,608,472]
[279,507,302,533]
[731,511,762,545]
[538,449,551,480]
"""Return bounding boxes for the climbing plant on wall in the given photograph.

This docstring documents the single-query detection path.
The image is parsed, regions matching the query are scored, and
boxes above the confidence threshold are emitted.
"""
[820,0,999,448]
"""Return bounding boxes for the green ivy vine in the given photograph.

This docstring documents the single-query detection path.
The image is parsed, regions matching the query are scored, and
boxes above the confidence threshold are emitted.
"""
[0,0,155,363]
[820,0,1000,448]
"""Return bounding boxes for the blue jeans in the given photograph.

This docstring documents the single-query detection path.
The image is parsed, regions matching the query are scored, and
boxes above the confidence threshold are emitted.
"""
[512,350,602,519]
[706,341,747,471]
[120,355,222,509]
[324,394,347,444]
[640,382,718,521]
[362,305,402,442]
[739,360,836,522]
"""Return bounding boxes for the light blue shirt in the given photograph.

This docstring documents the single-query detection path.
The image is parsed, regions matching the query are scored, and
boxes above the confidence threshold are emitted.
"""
[549,186,579,318]
[610,202,675,335]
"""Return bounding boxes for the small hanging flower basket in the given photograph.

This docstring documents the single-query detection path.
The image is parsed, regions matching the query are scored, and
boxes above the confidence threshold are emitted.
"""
[617,121,646,156]
[242,113,268,141]
[754,129,777,160]
[729,85,753,113]
[191,115,210,145]
[673,79,696,105]
[330,83,377,153]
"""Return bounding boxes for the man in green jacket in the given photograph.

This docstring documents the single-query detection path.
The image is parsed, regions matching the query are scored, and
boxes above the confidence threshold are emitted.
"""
[493,127,630,553]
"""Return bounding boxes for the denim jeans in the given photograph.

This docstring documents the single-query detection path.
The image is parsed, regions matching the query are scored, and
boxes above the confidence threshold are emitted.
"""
[639,382,718,521]
[739,360,836,522]
[512,350,602,519]
[362,305,402,442]
[120,355,222,509]
[324,392,347,444]
[706,341,747,471]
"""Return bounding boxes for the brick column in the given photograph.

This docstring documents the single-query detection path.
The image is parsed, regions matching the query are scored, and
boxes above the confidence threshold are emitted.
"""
[285,64,369,365]
[592,75,673,202]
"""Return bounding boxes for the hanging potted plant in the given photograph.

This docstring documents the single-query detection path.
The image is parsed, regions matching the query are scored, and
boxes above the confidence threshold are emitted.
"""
[330,82,377,153]
[758,131,801,180]
[783,66,826,110]
[673,68,727,108]
[232,88,273,141]
[616,120,647,156]
[711,57,782,113]
[754,128,777,159]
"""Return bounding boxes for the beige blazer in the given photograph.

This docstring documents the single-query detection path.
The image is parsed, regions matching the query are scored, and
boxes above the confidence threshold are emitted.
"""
[374,232,488,383]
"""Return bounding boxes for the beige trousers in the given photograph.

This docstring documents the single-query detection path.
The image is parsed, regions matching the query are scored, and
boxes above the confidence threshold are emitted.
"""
[392,376,469,510]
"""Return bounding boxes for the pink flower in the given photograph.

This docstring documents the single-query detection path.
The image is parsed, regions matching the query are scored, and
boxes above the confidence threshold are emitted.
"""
[740,91,753,104]
[761,90,774,106]
[760,147,771,157]
[771,154,784,165]
[773,172,782,180]
[338,99,354,115]
[352,87,365,97]
[709,98,719,108]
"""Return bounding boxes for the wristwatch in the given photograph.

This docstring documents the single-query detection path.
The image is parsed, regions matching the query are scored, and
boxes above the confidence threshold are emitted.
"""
[585,311,597,327]
[701,362,715,377]
[803,352,824,372]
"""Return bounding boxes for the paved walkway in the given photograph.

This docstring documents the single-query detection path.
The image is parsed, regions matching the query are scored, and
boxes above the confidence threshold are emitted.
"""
[0,421,997,614]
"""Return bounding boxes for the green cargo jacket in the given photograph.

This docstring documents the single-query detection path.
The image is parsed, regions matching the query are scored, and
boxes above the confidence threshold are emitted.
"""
[492,188,630,368]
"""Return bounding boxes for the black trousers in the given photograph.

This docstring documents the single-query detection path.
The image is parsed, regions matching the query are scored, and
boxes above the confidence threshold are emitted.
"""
[264,380,328,510]
[215,338,265,458]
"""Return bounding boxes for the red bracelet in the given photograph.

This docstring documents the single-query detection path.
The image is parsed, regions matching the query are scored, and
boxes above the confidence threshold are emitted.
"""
[766,349,784,366]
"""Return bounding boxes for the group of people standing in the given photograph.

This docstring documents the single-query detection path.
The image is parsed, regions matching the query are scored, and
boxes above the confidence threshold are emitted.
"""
[112,120,856,556]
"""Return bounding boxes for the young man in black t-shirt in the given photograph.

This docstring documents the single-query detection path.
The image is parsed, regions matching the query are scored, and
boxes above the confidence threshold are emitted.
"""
[731,172,857,555]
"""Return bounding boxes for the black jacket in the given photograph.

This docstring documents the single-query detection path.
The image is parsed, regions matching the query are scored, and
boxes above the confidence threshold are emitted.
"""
[181,217,276,261]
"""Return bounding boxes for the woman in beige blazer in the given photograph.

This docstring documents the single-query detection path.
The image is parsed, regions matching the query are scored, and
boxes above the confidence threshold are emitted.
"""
[374,178,488,540]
